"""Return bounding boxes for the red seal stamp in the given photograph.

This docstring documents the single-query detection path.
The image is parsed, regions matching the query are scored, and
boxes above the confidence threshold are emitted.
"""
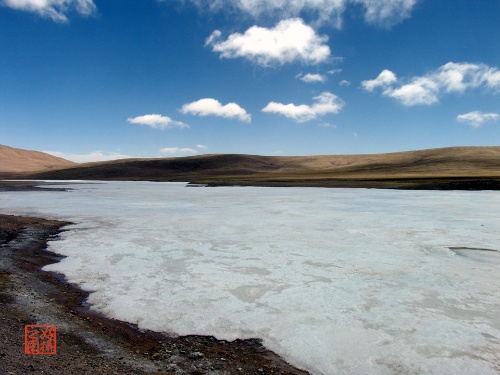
[24,324,57,355]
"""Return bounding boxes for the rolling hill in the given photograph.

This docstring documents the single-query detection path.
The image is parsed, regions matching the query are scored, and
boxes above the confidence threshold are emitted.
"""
[0,145,76,178]
[18,146,500,190]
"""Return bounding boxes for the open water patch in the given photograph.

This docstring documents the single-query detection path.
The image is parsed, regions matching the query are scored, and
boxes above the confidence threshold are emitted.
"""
[449,247,500,262]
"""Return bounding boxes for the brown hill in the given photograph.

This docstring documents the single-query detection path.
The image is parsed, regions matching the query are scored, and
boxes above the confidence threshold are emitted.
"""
[24,146,500,190]
[0,145,76,178]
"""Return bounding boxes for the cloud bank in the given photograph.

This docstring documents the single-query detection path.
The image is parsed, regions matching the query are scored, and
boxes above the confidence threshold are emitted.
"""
[262,91,344,122]
[127,114,189,129]
[362,62,500,106]
[159,144,208,156]
[160,147,198,155]
[456,111,499,128]
[206,18,330,66]
[45,151,130,163]
[3,0,96,22]
[180,98,251,122]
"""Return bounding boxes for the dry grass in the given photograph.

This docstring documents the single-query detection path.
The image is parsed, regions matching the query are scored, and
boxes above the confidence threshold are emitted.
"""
[0,144,75,176]
[14,146,499,189]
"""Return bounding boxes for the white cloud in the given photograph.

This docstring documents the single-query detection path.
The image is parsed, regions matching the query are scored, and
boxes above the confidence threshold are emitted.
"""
[363,62,500,106]
[233,0,346,27]
[206,18,330,66]
[484,69,500,89]
[196,144,208,150]
[339,79,351,86]
[353,0,419,27]
[127,114,189,129]
[386,77,439,106]
[328,68,342,75]
[456,111,499,128]
[262,91,344,122]
[45,151,130,163]
[181,0,419,28]
[299,73,327,83]
[188,0,345,28]
[3,0,96,22]
[204,29,221,46]
[361,69,397,91]
[159,147,198,155]
[180,98,251,122]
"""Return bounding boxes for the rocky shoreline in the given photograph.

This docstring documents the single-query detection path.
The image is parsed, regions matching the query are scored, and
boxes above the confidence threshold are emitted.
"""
[0,213,308,374]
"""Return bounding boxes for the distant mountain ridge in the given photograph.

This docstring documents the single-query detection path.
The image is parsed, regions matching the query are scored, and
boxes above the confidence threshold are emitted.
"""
[0,145,75,177]
[15,145,500,190]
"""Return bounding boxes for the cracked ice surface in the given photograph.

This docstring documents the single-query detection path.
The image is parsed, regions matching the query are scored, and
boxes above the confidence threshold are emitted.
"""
[1,181,499,374]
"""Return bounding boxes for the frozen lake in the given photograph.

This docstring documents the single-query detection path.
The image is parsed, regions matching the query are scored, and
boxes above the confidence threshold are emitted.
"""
[1,181,499,374]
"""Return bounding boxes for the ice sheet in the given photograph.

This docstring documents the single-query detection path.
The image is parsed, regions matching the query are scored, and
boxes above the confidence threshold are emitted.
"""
[1,181,499,374]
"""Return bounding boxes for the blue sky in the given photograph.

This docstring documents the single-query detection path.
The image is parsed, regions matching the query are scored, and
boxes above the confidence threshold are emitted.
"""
[1,0,499,162]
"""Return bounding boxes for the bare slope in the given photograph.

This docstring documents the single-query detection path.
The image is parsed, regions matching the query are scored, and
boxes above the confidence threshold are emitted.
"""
[24,146,500,189]
[0,145,75,177]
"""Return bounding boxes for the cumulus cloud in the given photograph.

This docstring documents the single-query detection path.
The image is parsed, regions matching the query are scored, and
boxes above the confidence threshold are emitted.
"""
[3,0,96,22]
[127,114,189,129]
[196,144,208,150]
[362,62,500,106]
[181,0,419,28]
[206,18,330,66]
[339,79,351,86]
[45,151,130,163]
[435,62,500,92]
[361,69,397,91]
[159,147,198,155]
[456,111,499,128]
[387,77,439,106]
[299,73,327,83]
[180,98,251,122]
[262,91,344,122]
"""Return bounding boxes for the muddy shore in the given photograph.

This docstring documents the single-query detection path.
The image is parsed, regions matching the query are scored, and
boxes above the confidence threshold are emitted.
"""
[0,210,308,374]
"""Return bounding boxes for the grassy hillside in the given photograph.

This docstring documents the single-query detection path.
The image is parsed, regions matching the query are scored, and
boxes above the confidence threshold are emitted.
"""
[0,144,75,178]
[22,146,500,190]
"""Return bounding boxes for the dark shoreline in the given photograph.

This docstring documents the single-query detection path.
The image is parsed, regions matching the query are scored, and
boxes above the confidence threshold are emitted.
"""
[0,213,308,374]
[3,177,500,191]
[0,180,73,192]
[199,177,500,190]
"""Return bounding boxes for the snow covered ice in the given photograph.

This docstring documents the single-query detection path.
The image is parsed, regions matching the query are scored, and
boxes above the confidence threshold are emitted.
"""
[1,181,499,374]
